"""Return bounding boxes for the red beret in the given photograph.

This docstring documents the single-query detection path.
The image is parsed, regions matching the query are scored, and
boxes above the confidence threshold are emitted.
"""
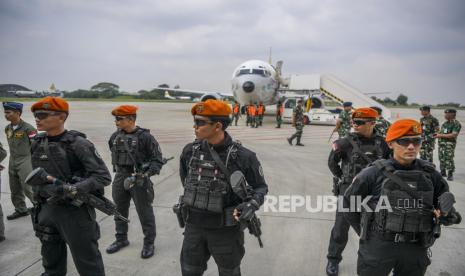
[386,119,422,142]
[352,107,378,119]
[191,100,231,117]
[31,96,69,113]
[111,105,138,116]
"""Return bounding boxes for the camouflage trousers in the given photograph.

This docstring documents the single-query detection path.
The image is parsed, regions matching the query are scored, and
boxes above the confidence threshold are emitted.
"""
[337,127,350,138]
[439,142,456,172]
[420,141,435,163]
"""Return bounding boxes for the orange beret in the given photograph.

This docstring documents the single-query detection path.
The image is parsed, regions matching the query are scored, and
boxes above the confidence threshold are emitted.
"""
[31,96,69,113]
[352,107,378,119]
[385,119,422,142]
[191,99,231,117]
[111,105,138,116]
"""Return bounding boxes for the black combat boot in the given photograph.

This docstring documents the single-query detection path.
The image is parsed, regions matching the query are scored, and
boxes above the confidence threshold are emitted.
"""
[447,171,454,181]
[106,240,130,254]
[326,260,339,276]
[440,169,447,177]
[141,244,155,259]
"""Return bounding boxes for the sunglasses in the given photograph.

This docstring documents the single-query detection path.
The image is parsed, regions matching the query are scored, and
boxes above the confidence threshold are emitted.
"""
[34,112,60,120]
[396,137,422,147]
[114,116,128,121]
[353,119,373,126]
[194,119,214,127]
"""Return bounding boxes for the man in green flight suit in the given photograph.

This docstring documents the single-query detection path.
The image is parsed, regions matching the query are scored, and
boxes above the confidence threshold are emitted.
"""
[3,102,37,220]
[419,105,439,163]
[435,109,461,181]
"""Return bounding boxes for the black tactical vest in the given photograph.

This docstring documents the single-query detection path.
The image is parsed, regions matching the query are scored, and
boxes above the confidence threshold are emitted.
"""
[182,141,237,214]
[373,160,435,234]
[111,128,144,167]
[342,135,383,182]
[31,131,86,182]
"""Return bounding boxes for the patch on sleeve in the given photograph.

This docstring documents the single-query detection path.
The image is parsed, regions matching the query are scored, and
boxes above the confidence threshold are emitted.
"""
[258,165,264,177]
[28,130,37,139]
[94,149,102,160]
[332,142,339,151]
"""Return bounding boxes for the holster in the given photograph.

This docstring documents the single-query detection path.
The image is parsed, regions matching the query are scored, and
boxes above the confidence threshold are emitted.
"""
[360,210,373,240]
[30,204,61,242]
[173,196,186,228]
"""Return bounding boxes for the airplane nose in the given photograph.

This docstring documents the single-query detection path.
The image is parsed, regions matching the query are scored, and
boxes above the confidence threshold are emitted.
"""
[242,81,255,93]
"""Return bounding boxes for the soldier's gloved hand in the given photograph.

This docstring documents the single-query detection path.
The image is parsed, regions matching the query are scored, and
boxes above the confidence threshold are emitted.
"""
[441,210,462,226]
[41,184,62,196]
[234,199,259,221]
[61,184,78,198]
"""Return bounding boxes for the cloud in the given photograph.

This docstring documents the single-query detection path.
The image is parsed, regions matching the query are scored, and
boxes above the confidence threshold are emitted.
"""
[1,0,464,104]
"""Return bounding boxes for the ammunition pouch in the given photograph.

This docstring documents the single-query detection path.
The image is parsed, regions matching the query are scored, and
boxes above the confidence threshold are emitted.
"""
[379,208,433,233]
[182,180,226,214]
[184,206,238,228]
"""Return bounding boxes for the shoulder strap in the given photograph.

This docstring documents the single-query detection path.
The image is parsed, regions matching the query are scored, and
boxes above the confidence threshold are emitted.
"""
[347,136,373,164]
[205,140,231,180]
[373,160,420,200]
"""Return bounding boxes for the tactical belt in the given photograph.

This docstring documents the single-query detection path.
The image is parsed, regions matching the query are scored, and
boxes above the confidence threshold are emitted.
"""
[116,166,134,174]
[370,230,419,243]
[185,206,238,228]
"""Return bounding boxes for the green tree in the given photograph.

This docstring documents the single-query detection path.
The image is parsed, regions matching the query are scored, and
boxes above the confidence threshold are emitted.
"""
[396,94,408,105]
[90,82,120,98]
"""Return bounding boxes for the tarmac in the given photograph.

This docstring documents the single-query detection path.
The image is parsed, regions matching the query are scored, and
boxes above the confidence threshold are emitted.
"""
[0,102,464,276]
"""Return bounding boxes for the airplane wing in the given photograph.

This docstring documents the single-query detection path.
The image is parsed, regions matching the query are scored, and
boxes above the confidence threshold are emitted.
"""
[159,87,233,101]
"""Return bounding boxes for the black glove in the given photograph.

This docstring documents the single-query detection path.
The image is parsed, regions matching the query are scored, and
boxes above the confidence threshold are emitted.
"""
[441,210,462,226]
[235,199,259,221]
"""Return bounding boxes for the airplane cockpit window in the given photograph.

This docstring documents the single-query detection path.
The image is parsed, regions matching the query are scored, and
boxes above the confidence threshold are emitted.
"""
[252,69,265,76]
[236,69,250,76]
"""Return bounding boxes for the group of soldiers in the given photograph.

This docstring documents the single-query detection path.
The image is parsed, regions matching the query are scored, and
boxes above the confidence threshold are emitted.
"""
[326,106,462,276]
[0,97,268,276]
[334,102,461,181]
[0,97,463,276]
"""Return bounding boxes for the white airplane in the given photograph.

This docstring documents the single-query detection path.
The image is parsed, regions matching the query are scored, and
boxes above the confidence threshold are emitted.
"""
[160,59,390,124]
[160,59,283,105]
[164,91,193,100]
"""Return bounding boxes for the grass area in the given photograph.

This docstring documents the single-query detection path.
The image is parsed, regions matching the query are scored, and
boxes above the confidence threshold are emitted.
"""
[0,97,193,103]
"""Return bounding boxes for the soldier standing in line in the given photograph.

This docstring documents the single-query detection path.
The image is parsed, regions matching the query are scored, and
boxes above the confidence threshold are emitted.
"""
[325,108,391,276]
[248,103,257,128]
[419,105,439,163]
[29,97,110,275]
[344,119,461,276]
[177,99,268,276]
[435,109,461,181]
[334,102,353,138]
[370,106,391,138]
[3,102,37,220]
[287,99,305,146]
[106,105,165,259]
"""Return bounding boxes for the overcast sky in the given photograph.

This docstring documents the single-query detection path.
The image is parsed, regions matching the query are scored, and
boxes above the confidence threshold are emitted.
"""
[1,0,464,104]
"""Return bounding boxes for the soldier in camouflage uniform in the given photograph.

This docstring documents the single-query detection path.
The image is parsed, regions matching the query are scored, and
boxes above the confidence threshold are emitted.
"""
[371,106,391,138]
[334,102,352,138]
[287,99,305,146]
[435,109,461,181]
[419,105,440,163]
